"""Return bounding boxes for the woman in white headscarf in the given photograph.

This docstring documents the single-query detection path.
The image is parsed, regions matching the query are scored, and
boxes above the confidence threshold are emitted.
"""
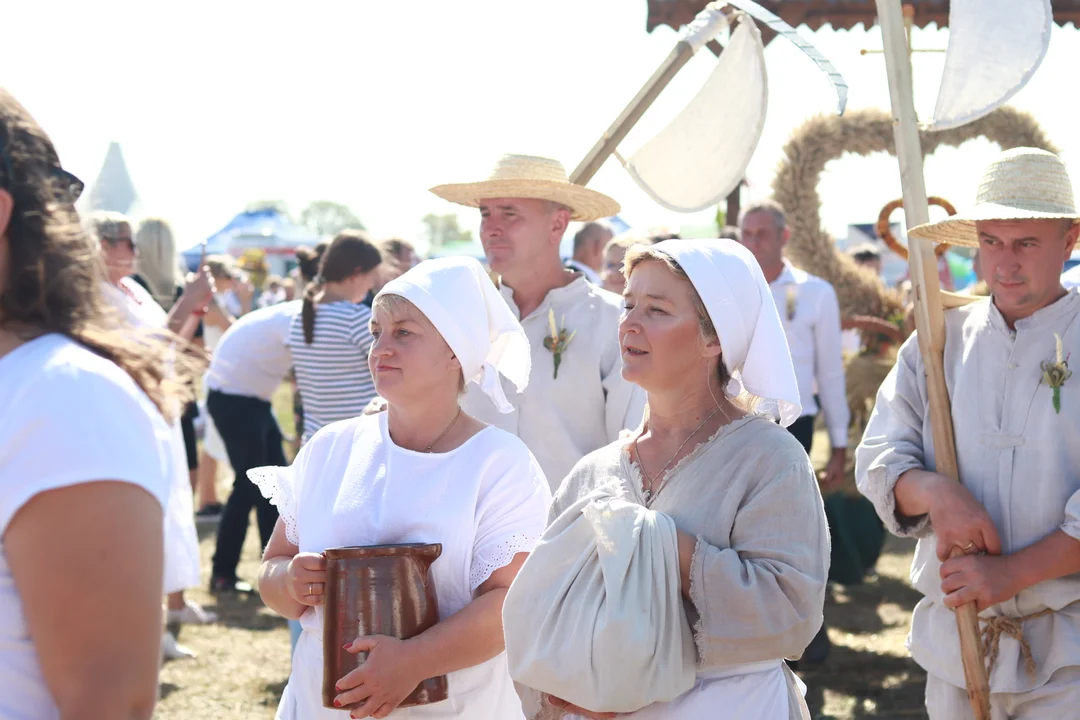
[250,257,552,719]
[530,239,829,720]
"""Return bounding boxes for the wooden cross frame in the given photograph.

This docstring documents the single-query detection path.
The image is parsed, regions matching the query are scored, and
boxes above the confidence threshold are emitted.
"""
[873,1,992,717]
[861,4,945,102]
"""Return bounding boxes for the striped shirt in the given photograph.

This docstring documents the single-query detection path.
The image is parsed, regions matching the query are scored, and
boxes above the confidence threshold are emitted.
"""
[287,301,377,443]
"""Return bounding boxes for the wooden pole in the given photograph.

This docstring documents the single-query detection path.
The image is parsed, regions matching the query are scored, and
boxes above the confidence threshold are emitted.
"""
[873,1,992,717]
[569,42,696,186]
[726,183,741,229]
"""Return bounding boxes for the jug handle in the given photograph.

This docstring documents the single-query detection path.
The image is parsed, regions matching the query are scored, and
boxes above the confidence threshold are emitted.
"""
[412,544,441,570]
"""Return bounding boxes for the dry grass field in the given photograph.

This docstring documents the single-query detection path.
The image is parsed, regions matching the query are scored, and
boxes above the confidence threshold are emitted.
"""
[154,391,929,719]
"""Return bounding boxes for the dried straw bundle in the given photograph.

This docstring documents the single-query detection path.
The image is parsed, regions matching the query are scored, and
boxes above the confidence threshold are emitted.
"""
[771,106,1056,321]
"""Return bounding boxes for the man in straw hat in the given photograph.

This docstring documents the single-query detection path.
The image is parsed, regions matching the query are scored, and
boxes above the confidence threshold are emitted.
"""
[856,147,1080,718]
[431,154,646,491]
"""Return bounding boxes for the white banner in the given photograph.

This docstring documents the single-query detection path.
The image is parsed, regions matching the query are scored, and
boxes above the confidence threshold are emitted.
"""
[623,18,768,213]
[929,0,1052,131]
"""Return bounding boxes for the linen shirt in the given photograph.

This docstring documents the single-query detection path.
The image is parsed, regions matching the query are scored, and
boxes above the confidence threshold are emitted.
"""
[462,276,646,490]
[551,415,828,719]
[768,261,849,448]
[856,290,1080,693]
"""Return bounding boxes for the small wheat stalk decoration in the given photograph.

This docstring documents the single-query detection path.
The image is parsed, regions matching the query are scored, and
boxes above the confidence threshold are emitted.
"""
[542,309,576,380]
[1040,333,1072,414]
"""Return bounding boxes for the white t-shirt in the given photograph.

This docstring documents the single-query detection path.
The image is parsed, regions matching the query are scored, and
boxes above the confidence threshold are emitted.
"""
[0,334,173,720]
[249,412,552,719]
[204,291,245,352]
[105,278,201,593]
[205,300,301,401]
[104,277,168,330]
[286,301,377,443]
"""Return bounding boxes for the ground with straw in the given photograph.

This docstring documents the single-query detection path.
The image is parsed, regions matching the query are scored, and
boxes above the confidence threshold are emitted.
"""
[155,392,929,719]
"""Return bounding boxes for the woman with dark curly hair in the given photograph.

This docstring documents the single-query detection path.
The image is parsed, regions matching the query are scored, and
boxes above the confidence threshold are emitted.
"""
[0,88,185,718]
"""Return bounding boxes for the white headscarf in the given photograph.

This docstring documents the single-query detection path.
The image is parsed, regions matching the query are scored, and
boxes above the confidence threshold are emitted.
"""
[376,257,530,413]
[650,239,802,427]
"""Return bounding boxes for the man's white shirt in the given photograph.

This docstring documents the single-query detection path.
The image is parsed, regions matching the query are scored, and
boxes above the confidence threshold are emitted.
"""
[767,261,849,448]
[462,276,645,489]
[565,259,602,286]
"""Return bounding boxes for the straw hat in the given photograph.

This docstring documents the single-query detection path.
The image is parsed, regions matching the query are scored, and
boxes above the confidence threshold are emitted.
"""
[908,147,1080,247]
[430,154,621,222]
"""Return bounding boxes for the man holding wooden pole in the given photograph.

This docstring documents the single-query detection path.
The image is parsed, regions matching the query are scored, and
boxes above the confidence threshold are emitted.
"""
[856,146,1080,718]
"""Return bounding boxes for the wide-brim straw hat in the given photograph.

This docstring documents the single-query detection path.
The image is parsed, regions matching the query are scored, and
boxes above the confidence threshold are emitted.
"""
[908,147,1080,248]
[430,154,621,222]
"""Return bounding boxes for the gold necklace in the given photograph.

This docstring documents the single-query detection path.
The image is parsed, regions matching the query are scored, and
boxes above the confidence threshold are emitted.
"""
[424,408,462,453]
[634,407,721,507]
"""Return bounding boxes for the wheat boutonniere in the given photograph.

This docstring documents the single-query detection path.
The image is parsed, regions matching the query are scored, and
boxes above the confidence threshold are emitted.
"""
[542,309,575,380]
[1040,333,1072,414]
[785,285,797,321]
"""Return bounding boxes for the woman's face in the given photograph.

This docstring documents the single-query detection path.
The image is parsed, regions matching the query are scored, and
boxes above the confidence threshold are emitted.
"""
[99,225,135,285]
[619,260,721,393]
[601,245,628,295]
[369,299,461,406]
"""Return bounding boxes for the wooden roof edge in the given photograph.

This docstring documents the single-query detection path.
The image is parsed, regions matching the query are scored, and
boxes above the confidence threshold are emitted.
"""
[646,3,1080,36]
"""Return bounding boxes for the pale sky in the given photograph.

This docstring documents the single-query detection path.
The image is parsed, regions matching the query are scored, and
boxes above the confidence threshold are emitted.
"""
[3,1,1078,251]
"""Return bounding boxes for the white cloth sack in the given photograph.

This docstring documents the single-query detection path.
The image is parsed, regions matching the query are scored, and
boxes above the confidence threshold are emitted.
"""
[928,0,1052,131]
[503,486,696,713]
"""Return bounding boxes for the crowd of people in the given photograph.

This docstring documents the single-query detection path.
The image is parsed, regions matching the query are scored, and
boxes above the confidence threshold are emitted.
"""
[3,76,1080,720]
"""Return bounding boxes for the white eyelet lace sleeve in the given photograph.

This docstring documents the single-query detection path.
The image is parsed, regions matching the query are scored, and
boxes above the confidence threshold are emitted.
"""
[248,465,301,545]
[470,531,544,592]
[469,451,553,592]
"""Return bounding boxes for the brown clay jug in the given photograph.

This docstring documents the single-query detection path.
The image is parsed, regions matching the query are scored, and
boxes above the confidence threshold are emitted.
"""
[322,543,448,710]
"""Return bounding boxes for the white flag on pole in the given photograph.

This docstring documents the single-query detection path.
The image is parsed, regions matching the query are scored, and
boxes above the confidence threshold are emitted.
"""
[622,18,768,213]
[928,0,1052,131]
[618,0,846,213]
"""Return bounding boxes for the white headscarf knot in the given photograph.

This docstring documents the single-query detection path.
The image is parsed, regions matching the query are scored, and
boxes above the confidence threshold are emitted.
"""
[649,239,802,426]
[376,257,530,413]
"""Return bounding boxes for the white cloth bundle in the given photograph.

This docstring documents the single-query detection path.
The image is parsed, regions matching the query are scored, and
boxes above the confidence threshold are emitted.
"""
[503,486,697,713]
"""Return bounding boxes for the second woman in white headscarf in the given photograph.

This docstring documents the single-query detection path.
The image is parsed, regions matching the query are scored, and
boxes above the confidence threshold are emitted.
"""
[530,239,828,720]
[250,256,551,719]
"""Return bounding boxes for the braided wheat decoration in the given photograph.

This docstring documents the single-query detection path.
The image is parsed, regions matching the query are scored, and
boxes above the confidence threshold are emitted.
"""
[771,106,1056,322]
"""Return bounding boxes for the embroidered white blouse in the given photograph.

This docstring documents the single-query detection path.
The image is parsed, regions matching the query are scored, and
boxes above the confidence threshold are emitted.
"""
[463,276,646,489]
[251,412,552,719]
[856,290,1080,693]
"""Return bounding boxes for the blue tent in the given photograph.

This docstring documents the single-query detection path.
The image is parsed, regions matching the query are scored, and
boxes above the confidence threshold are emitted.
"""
[181,207,320,270]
